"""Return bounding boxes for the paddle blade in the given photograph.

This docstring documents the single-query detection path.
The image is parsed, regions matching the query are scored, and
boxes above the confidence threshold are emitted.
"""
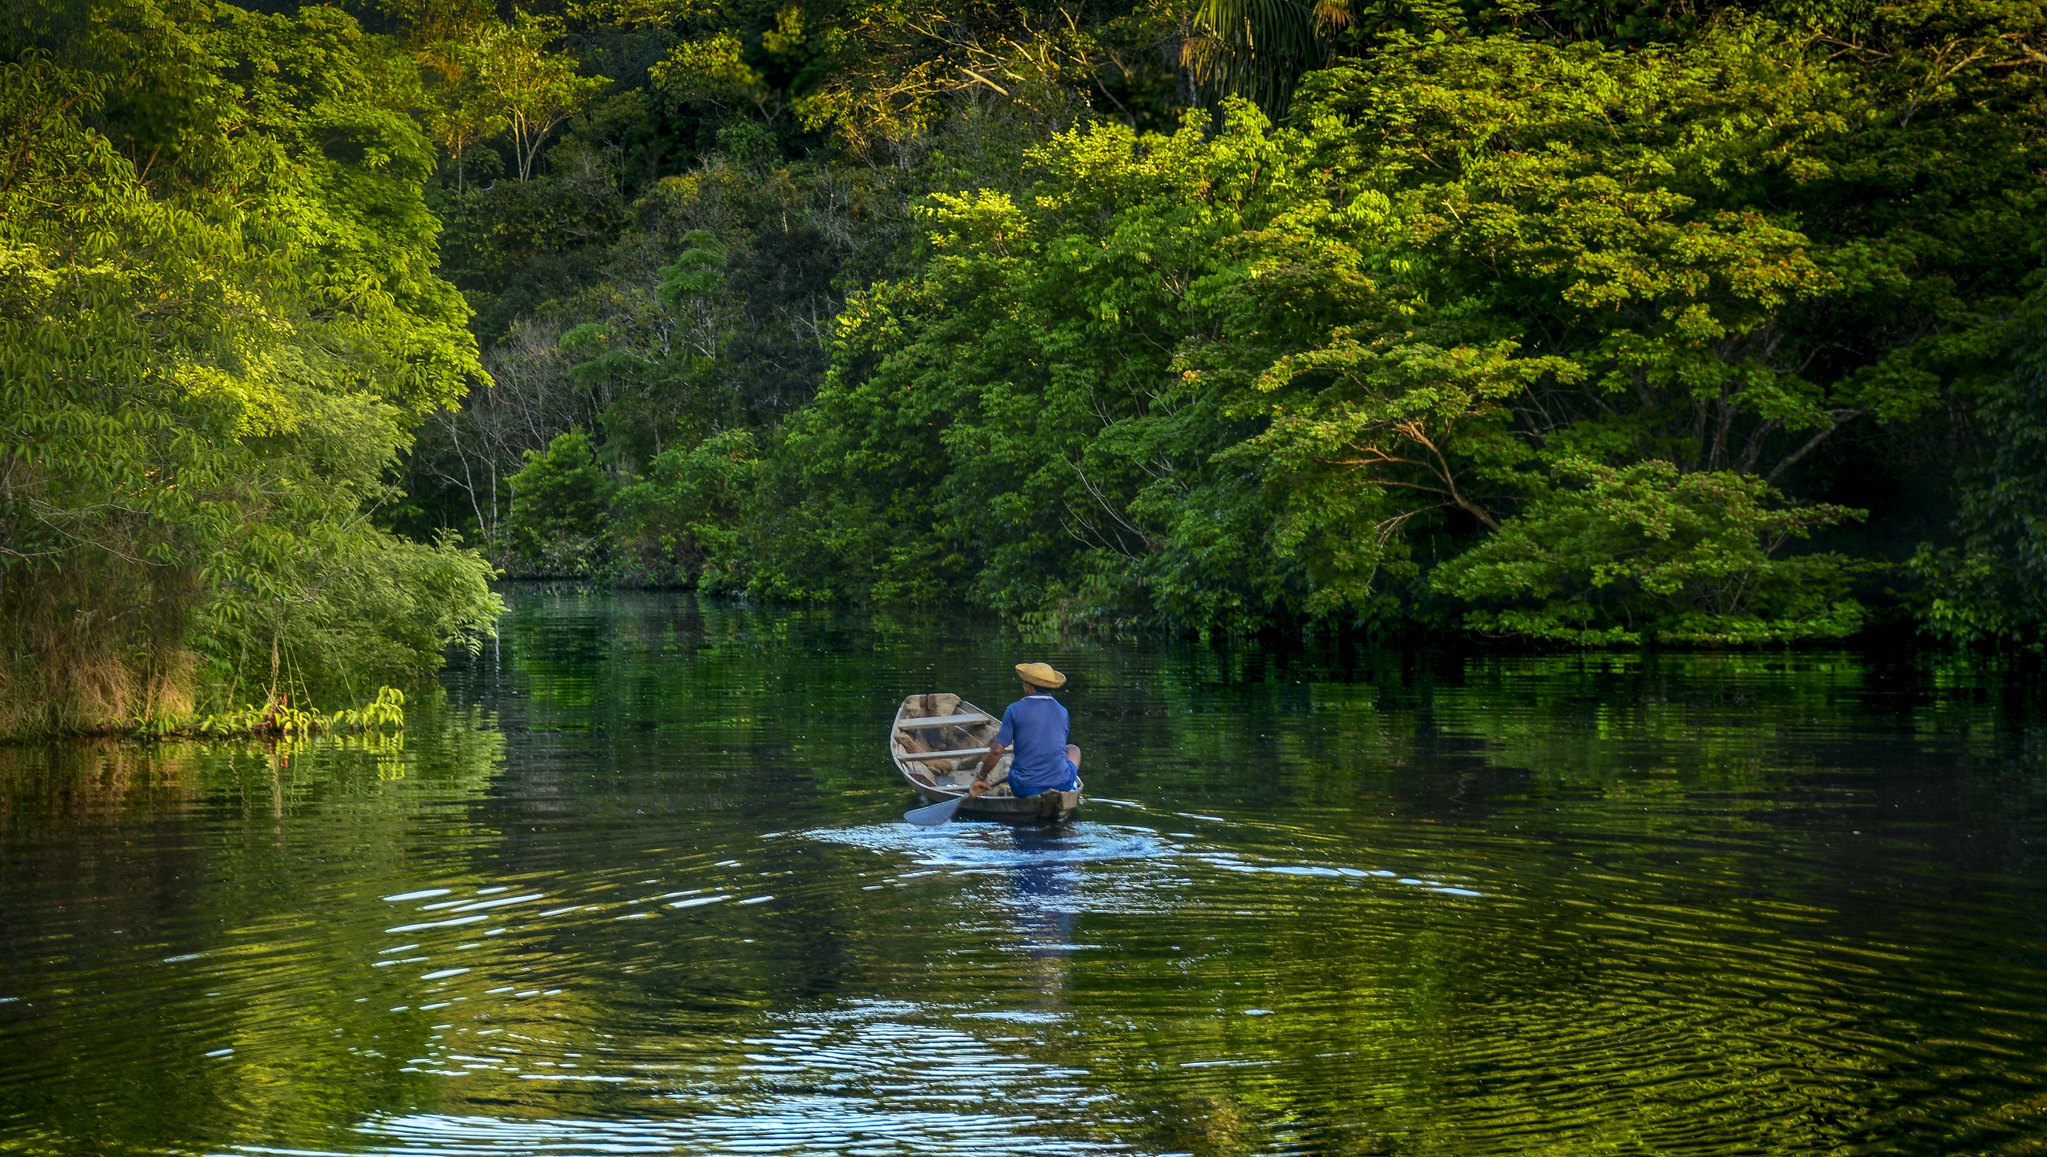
[904,793,967,826]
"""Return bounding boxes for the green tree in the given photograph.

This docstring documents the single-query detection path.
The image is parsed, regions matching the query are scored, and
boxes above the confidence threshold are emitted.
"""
[0,0,498,735]
[746,106,1311,631]
[468,12,608,181]
[1183,0,1351,115]
[1913,286,2047,650]
[793,0,1180,154]
[418,30,509,191]
[1431,458,1865,644]
[611,428,762,587]
[504,430,617,575]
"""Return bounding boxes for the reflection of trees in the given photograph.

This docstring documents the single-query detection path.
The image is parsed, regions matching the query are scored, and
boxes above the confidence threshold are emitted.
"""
[1114,646,2046,817]
[1038,646,2046,1153]
[488,586,977,798]
[0,708,507,1152]
[1046,859,1905,1154]
[12,597,2043,1154]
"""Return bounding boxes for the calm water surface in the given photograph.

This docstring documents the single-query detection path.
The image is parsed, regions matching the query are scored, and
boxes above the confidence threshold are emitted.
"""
[3,590,2046,1155]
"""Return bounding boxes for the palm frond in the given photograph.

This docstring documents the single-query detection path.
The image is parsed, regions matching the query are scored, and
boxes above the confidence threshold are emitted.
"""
[1183,0,1346,115]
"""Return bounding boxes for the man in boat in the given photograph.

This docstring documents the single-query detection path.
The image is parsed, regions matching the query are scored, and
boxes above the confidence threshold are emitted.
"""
[969,662,1080,799]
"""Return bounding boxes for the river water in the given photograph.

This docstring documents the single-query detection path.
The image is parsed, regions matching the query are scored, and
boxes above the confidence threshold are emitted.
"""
[2,589,2045,1155]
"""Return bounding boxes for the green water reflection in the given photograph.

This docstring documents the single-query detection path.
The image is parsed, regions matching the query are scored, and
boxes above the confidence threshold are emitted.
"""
[2,589,2045,1155]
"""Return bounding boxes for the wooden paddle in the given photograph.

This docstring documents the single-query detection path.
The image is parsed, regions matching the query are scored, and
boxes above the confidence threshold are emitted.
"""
[903,791,968,826]
[905,748,1000,826]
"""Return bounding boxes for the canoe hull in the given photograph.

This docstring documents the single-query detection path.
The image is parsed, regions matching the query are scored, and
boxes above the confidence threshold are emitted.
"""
[891,692,1082,824]
[908,782,1083,823]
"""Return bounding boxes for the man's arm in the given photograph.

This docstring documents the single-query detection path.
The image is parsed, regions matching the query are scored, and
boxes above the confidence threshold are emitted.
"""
[969,742,1006,797]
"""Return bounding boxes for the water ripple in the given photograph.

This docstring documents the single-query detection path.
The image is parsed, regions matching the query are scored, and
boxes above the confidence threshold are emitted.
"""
[5,603,2047,1156]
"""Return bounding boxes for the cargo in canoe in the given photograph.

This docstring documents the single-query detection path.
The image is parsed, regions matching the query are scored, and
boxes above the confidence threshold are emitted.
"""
[890,693,1082,823]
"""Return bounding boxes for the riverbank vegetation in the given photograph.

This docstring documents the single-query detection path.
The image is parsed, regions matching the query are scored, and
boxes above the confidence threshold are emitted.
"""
[2,0,500,736]
[6,0,2047,734]
[393,0,2047,646]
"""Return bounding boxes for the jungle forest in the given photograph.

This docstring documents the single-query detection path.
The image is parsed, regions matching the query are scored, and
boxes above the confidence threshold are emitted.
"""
[6,0,2047,736]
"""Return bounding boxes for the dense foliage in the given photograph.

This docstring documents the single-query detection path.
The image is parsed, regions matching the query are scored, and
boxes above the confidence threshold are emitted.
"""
[377,0,2047,648]
[1,0,499,735]
[8,0,2047,737]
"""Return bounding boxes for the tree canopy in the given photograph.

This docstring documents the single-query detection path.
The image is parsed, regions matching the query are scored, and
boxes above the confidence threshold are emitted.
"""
[1,0,499,735]
[6,0,2047,737]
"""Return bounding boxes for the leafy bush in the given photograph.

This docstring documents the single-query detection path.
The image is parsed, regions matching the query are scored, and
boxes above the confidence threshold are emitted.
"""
[0,1,499,736]
[1913,288,2047,650]
[610,429,762,588]
[1432,459,1866,644]
[503,430,616,576]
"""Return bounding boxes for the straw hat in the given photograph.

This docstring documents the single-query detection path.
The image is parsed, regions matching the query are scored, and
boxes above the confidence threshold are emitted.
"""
[1014,661,1066,690]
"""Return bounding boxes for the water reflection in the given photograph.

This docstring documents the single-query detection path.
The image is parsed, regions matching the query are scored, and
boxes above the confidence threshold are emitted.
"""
[1009,825,1081,960]
[2,590,2045,1155]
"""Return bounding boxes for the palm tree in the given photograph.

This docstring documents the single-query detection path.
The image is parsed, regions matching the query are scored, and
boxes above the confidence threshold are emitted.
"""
[1183,0,1353,115]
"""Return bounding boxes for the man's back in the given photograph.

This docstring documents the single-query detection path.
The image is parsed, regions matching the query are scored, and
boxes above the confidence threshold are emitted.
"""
[998,694,1071,792]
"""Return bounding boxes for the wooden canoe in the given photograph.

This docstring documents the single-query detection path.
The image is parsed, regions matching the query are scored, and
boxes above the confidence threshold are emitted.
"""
[890,693,1082,823]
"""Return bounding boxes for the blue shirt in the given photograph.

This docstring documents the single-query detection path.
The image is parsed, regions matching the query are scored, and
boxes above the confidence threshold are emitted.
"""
[996,694,1073,792]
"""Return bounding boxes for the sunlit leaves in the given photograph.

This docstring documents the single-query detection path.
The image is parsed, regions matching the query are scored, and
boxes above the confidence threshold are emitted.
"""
[791,0,1172,154]
[651,32,766,109]
[0,0,497,735]
[463,13,608,181]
